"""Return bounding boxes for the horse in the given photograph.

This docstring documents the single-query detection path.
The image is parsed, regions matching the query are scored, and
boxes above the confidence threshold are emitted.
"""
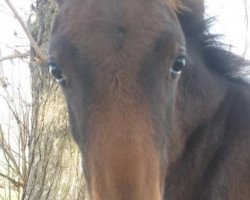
[48,0,250,199]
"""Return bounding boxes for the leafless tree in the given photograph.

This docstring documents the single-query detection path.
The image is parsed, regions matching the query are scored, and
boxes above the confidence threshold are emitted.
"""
[1,0,86,199]
[0,80,29,200]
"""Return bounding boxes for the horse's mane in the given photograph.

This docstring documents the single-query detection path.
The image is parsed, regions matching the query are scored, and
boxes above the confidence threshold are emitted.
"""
[178,10,250,84]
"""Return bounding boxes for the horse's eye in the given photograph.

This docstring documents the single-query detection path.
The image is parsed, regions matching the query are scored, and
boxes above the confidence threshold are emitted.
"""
[49,63,67,86]
[49,63,62,79]
[170,56,186,77]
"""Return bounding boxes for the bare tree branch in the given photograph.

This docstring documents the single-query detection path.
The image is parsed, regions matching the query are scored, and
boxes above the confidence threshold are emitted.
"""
[0,53,30,62]
[0,126,25,182]
[4,0,47,62]
[0,171,24,189]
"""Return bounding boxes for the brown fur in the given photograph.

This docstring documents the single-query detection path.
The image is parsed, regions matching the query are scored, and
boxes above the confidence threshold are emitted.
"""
[49,0,250,199]
[86,104,163,200]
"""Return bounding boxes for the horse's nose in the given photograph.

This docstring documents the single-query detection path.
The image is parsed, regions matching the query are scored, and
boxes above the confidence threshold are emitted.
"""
[85,105,163,200]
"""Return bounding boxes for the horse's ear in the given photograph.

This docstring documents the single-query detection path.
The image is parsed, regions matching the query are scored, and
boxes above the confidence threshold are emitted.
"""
[181,0,205,21]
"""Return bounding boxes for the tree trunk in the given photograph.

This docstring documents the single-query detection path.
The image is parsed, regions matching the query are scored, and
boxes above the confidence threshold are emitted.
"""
[22,0,86,199]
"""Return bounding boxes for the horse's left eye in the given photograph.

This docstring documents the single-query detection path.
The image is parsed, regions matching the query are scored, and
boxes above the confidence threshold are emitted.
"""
[170,56,186,77]
[49,63,67,86]
[49,63,63,80]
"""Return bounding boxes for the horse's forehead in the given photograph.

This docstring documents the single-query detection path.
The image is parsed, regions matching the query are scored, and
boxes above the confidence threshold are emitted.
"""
[59,0,182,45]
[50,0,186,73]
[60,0,180,25]
[59,0,184,10]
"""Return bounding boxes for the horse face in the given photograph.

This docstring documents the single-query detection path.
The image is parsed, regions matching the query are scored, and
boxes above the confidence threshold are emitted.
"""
[49,0,186,199]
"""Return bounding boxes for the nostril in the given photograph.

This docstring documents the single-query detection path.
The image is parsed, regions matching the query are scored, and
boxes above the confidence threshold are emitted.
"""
[49,64,63,80]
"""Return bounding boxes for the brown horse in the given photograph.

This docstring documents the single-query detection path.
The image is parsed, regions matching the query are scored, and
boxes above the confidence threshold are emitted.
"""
[48,0,250,199]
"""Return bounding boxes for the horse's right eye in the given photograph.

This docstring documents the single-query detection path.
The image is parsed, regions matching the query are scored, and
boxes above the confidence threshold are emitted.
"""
[170,56,187,78]
[173,56,186,72]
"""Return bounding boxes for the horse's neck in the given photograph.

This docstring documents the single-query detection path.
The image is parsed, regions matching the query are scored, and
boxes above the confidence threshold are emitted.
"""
[166,72,250,200]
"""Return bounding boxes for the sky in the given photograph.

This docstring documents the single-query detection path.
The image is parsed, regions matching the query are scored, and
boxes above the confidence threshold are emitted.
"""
[206,0,250,58]
[0,1,32,173]
[0,0,32,122]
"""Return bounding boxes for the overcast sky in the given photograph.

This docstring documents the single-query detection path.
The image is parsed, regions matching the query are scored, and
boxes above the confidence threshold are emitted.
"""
[206,0,250,58]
